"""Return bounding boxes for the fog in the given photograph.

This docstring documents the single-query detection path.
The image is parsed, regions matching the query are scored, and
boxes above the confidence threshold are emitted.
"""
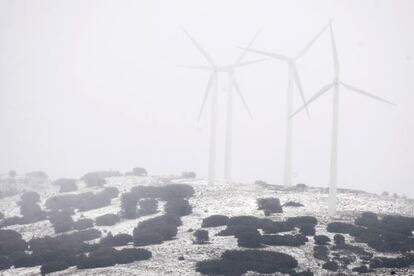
[0,0,413,197]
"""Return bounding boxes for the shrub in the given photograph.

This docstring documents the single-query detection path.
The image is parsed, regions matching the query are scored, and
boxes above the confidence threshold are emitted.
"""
[228,216,260,227]
[40,261,69,275]
[287,216,318,228]
[217,224,258,236]
[370,256,411,268]
[73,218,94,230]
[0,229,22,241]
[261,234,308,247]
[196,250,298,275]
[101,187,119,199]
[352,265,373,273]
[314,235,330,245]
[313,245,329,261]
[0,256,11,270]
[327,222,361,235]
[138,198,158,215]
[0,212,3,220]
[132,167,148,176]
[257,197,283,214]
[202,215,229,228]
[130,184,195,200]
[19,203,46,223]
[0,238,27,256]
[45,191,112,211]
[193,229,209,244]
[112,234,133,246]
[0,216,24,227]
[165,198,192,217]
[26,171,48,180]
[49,210,74,233]
[83,173,106,187]
[261,220,294,234]
[283,201,304,207]
[95,214,120,226]
[333,234,345,245]
[181,171,196,178]
[116,248,151,264]
[133,215,179,245]
[53,178,78,193]
[20,191,40,204]
[236,229,262,248]
[121,192,139,219]
[78,247,117,269]
[322,261,339,271]
[300,224,316,236]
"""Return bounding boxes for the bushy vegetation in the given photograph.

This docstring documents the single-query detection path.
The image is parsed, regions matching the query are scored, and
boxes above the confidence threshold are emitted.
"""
[130,184,195,200]
[45,190,115,212]
[18,192,47,223]
[127,167,148,176]
[202,215,229,228]
[138,198,158,215]
[299,224,316,236]
[181,171,196,178]
[26,171,48,180]
[40,260,69,275]
[196,250,298,275]
[73,218,94,230]
[314,235,330,245]
[95,214,120,226]
[261,234,308,247]
[313,245,329,261]
[322,261,339,271]
[101,232,133,247]
[283,201,304,207]
[49,210,74,233]
[53,178,78,193]
[236,229,262,248]
[121,192,139,219]
[257,197,283,214]
[133,215,180,246]
[165,198,192,217]
[0,230,27,256]
[193,229,209,244]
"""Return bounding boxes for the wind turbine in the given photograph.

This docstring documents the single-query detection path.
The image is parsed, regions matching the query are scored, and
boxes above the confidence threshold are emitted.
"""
[183,30,264,185]
[241,23,329,187]
[291,21,394,217]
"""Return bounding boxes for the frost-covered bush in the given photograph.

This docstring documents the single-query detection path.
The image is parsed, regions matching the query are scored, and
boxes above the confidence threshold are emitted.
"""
[236,229,261,248]
[53,178,78,193]
[49,210,74,233]
[121,192,139,219]
[193,229,209,244]
[261,234,308,247]
[257,197,283,214]
[202,215,229,228]
[133,215,179,246]
[314,235,330,245]
[73,218,93,230]
[299,224,316,236]
[313,245,329,261]
[138,198,158,215]
[165,198,192,217]
[95,214,120,226]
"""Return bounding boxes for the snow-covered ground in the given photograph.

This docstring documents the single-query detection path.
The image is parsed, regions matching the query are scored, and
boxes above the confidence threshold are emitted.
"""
[1,176,414,275]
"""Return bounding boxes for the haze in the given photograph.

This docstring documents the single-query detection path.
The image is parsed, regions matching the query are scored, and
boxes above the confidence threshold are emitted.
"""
[1,0,413,197]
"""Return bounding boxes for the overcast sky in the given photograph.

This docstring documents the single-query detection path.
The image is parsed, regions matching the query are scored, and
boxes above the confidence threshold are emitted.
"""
[0,0,413,197]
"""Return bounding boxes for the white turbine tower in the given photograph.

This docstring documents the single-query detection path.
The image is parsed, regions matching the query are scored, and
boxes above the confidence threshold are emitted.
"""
[291,22,394,217]
[242,23,329,187]
[183,30,264,185]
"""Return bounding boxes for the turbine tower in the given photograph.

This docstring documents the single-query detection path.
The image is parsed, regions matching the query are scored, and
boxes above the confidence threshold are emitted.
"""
[183,30,264,185]
[242,23,329,187]
[291,22,394,217]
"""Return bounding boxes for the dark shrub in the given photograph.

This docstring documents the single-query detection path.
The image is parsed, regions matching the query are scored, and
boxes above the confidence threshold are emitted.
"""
[83,173,106,187]
[133,215,179,245]
[355,212,379,227]
[138,198,158,215]
[217,224,258,236]
[257,197,283,214]
[69,228,101,242]
[78,247,117,269]
[113,234,133,246]
[59,183,78,193]
[313,245,329,261]
[287,216,318,228]
[40,261,69,275]
[130,184,195,200]
[165,198,192,217]
[322,261,339,271]
[20,191,40,204]
[261,220,294,234]
[193,229,209,244]
[370,256,411,268]
[202,215,229,228]
[299,224,315,236]
[101,187,119,199]
[116,248,151,264]
[228,216,260,227]
[0,238,27,256]
[0,256,11,270]
[26,171,48,180]
[53,178,78,193]
[196,250,298,275]
[133,231,164,246]
[132,167,148,176]
[236,229,261,248]
[121,192,139,219]
[45,191,112,212]
[181,171,196,178]
[73,218,94,230]
[352,265,373,273]
[0,212,3,220]
[95,214,120,226]
[49,210,74,233]
[333,234,345,245]
[327,222,361,235]
[283,201,304,207]
[261,234,308,247]
[9,251,36,268]
[0,216,24,227]
[19,203,46,223]
[0,229,22,240]
[314,235,330,245]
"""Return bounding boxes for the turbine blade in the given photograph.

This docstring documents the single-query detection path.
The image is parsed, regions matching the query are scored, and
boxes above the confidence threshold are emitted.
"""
[231,58,268,69]
[340,81,395,105]
[183,29,216,67]
[232,75,253,119]
[292,64,310,118]
[235,30,261,65]
[238,47,289,62]
[329,22,340,76]
[198,73,216,121]
[179,65,213,71]
[290,82,334,118]
[295,22,330,59]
